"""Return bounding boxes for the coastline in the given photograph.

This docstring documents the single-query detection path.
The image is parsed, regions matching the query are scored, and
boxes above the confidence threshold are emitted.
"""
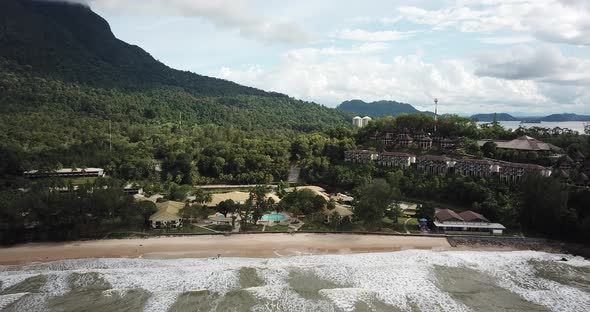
[0,233,453,265]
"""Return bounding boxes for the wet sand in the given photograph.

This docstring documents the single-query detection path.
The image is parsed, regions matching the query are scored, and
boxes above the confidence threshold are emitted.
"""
[0,233,452,265]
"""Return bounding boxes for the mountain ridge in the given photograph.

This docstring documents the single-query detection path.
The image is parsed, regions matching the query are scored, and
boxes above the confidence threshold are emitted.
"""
[337,99,434,117]
[0,0,349,131]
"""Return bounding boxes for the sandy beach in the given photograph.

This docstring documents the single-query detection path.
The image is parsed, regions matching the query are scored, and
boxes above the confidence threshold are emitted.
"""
[0,233,453,265]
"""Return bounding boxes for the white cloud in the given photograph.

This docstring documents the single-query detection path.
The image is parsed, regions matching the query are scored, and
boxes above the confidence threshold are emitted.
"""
[400,0,590,46]
[475,45,590,84]
[478,36,535,44]
[64,0,312,44]
[337,29,417,41]
[212,47,581,114]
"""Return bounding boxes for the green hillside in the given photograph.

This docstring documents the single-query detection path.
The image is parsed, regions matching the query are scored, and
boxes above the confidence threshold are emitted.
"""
[337,99,433,117]
[0,0,348,131]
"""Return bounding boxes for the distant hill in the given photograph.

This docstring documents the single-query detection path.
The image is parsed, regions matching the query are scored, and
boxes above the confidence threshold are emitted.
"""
[470,113,519,122]
[0,0,348,131]
[540,114,590,122]
[337,100,433,118]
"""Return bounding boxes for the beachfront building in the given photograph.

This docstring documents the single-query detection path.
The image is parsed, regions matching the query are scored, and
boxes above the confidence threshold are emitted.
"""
[454,159,500,178]
[24,167,105,179]
[323,204,353,223]
[433,208,505,235]
[149,200,185,229]
[344,150,378,164]
[477,136,562,153]
[499,163,552,182]
[377,152,415,168]
[417,155,455,174]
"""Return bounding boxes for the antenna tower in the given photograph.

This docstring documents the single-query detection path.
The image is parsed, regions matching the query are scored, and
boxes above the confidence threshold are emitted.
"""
[434,98,439,134]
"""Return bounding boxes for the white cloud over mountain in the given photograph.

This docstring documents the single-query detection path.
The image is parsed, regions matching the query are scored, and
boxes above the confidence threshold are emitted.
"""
[75,0,590,114]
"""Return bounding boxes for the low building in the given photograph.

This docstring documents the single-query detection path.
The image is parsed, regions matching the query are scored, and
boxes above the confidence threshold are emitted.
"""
[149,201,185,229]
[203,191,280,207]
[397,134,413,148]
[433,208,505,235]
[416,136,433,149]
[454,159,499,178]
[24,168,105,179]
[499,163,552,182]
[478,136,562,152]
[377,152,415,168]
[344,150,378,164]
[417,155,455,174]
[323,204,353,223]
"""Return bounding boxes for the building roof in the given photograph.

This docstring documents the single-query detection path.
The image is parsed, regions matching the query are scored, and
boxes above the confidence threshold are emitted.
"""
[417,136,432,142]
[204,191,280,207]
[458,211,489,222]
[149,200,185,222]
[575,172,589,184]
[24,167,104,175]
[574,151,586,161]
[500,162,546,170]
[419,155,452,162]
[323,205,354,217]
[398,134,413,140]
[380,152,412,157]
[477,136,560,152]
[434,221,506,230]
[456,158,495,165]
[435,208,464,222]
[289,186,330,201]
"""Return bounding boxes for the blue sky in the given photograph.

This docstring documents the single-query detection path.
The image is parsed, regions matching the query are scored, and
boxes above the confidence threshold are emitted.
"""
[76,0,590,115]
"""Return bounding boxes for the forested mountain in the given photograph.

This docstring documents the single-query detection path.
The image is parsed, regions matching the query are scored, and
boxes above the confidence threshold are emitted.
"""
[0,0,349,131]
[470,113,519,122]
[541,114,590,122]
[337,100,433,117]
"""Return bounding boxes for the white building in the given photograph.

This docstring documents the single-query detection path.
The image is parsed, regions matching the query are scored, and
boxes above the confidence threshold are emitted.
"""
[352,116,362,128]
[361,116,372,127]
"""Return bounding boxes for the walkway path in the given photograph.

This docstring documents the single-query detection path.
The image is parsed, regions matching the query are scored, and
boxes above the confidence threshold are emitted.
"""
[195,224,219,233]
[288,165,301,183]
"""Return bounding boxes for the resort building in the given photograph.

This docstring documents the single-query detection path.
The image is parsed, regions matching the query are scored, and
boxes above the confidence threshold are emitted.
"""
[417,155,455,174]
[377,152,415,168]
[323,204,353,223]
[454,159,500,178]
[24,167,105,179]
[574,172,589,187]
[499,163,552,182]
[433,208,505,235]
[149,200,185,229]
[477,136,562,153]
[352,116,372,128]
[203,191,281,208]
[344,150,379,164]
[416,136,433,149]
[396,133,413,148]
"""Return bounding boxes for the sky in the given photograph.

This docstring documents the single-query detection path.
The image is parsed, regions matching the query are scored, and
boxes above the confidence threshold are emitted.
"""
[67,0,590,115]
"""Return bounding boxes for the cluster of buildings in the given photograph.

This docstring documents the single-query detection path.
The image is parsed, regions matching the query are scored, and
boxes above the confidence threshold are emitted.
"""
[352,116,372,128]
[345,151,553,182]
[555,152,590,186]
[433,208,505,235]
[368,129,456,150]
[24,168,105,178]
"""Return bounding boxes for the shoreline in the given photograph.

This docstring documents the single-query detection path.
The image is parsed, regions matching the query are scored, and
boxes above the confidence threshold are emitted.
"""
[0,233,453,265]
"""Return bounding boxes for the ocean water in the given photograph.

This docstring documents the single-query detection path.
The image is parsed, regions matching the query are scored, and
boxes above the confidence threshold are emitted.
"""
[476,121,588,134]
[0,251,589,312]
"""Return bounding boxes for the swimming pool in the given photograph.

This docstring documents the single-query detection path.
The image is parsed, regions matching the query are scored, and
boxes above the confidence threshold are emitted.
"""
[261,214,286,221]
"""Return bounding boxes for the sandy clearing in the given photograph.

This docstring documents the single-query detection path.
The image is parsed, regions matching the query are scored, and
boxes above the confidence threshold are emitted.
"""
[0,233,452,265]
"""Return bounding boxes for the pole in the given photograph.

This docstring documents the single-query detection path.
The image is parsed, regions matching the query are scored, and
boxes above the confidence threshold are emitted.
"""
[434,98,438,134]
